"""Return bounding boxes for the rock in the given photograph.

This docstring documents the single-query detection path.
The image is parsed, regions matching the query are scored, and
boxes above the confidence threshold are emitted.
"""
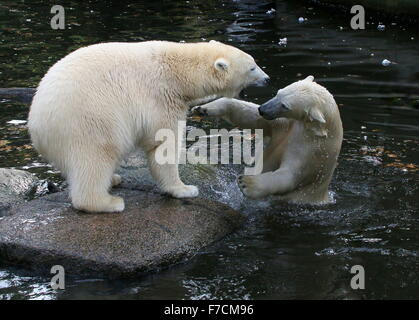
[117,149,247,210]
[0,187,244,278]
[0,88,35,104]
[0,168,47,215]
[117,150,241,203]
[0,149,245,277]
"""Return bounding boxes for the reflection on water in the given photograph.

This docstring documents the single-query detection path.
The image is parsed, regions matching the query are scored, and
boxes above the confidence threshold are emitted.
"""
[0,0,418,299]
[0,270,55,300]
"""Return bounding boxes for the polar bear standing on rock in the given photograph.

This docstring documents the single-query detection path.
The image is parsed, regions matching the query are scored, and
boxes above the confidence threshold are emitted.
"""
[28,41,269,213]
[192,76,343,204]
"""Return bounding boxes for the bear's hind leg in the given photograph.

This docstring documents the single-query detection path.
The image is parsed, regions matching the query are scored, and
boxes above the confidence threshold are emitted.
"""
[238,168,296,199]
[69,156,124,213]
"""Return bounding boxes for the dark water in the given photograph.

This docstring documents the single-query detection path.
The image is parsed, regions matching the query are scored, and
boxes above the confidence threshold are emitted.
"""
[0,0,418,299]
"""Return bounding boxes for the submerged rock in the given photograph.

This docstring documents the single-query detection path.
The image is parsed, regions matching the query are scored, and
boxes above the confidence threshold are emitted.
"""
[0,187,244,278]
[0,88,35,104]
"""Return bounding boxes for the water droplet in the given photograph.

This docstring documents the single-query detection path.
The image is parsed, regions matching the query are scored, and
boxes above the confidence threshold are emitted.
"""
[298,17,305,23]
[7,120,27,125]
[382,59,391,66]
[377,24,385,31]
[278,37,287,46]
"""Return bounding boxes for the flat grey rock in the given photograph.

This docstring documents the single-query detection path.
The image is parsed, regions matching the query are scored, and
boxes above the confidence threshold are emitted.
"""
[0,188,244,278]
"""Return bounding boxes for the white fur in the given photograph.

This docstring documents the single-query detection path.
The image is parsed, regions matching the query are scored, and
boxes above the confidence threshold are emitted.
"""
[28,41,268,212]
[192,76,343,204]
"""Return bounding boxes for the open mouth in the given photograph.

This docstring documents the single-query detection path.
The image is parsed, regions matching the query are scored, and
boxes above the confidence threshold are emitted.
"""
[236,89,245,99]
[251,81,267,87]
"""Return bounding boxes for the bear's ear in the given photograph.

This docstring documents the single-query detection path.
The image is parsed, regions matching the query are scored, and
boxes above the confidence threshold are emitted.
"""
[209,40,218,44]
[304,75,314,82]
[308,107,326,123]
[214,58,229,71]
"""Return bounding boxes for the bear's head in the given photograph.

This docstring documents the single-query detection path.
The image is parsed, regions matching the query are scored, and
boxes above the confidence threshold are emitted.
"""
[258,76,335,136]
[208,40,270,98]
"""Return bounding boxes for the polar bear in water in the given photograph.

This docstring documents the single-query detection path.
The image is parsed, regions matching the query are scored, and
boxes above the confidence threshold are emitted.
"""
[192,76,343,204]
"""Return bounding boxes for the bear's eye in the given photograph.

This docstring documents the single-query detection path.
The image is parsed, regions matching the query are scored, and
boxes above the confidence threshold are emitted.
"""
[250,66,256,72]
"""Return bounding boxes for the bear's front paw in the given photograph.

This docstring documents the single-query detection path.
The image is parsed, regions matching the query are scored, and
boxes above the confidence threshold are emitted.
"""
[108,196,125,212]
[238,175,268,199]
[192,104,225,117]
[167,185,199,198]
[73,195,125,213]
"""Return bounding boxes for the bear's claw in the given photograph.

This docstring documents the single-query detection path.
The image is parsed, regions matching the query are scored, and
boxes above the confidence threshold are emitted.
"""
[111,174,122,187]
[191,106,208,116]
[238,175,248,194]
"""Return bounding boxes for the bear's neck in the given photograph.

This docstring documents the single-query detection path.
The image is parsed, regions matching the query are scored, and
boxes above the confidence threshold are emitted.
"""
[161,45,226,103]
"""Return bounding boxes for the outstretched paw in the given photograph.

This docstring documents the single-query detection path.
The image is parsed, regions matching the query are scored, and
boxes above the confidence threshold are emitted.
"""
[238,175,268,199]
[191,105,209,116]
[191,102,226,117]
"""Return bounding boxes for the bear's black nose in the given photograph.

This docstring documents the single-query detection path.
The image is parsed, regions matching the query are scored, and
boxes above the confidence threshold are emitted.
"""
[263,76,270,85]
[258,107,265,116]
